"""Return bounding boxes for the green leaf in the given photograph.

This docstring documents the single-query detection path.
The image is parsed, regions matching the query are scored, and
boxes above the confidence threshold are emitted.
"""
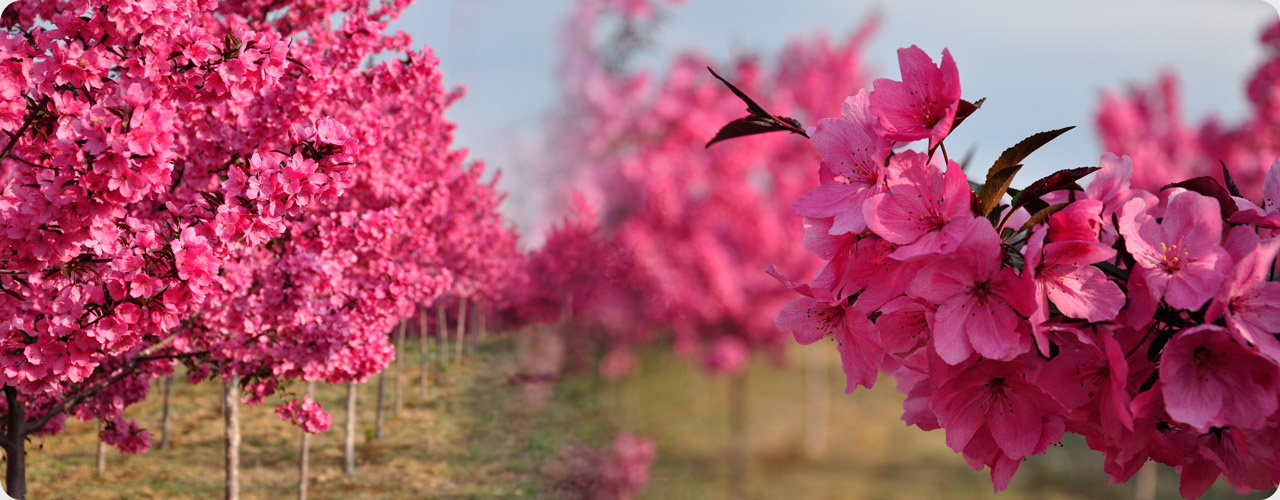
[977,126,1075,215]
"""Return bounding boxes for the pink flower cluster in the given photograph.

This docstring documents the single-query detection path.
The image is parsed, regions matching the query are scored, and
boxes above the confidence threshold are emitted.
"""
[1096,20,1280,200]
[768,45,1280,498]
[0,0,521,462]
[547,0,879,375]
[551,432,656,500]
[275,396,332,434]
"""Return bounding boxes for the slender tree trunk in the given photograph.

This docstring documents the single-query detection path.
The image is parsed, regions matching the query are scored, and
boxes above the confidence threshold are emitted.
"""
[803,346,829,460]
[394,319,405,416]
[435,303,446,383]
[478,304,487,346]
[297,381,314,500]
[728,373,748,500]
[455,299,467,362]
[158,375,173,450]
[96,421,106,478]
[418,308,429,399]
[1134,461,1156,500]
[375,370,386,441]
[224,377,240,500]
[3,386,26,500]
[343,383,357,475]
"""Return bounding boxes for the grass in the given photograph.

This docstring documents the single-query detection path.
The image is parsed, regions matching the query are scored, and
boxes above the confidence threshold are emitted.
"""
[23,333,597,500]
[15,329,1273,499]
[604,343,1270,500]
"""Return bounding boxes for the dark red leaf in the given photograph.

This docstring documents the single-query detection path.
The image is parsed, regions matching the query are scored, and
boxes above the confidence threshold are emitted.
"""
[977,126,1074,216]
[1161,176,1239,218]
[1014,166,1100,212]
[1221,160,1242,198]
[706,67,809,148]
[706,116,798,148]
[952,98,985,132]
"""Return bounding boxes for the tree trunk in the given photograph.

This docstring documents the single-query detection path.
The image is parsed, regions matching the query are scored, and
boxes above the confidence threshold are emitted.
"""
[418,308,429,399]
[343,383,357,475]
[1134,461,1156,500]
[297,381,314,500]
[478,304,487,346]
[728,373,748,500]
[394,319,405,416]
[455,299,467,362]
[802,346,829,460]
[96,421,106,478]
[435,302,446,383]
[3,386,26,500]
[158,375,173,450]
[224,377,240,500]
[375,370,386,441]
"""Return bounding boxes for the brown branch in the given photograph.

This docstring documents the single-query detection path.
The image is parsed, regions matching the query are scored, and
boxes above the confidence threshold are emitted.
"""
[25,331,182,434]
[0,96,49,164]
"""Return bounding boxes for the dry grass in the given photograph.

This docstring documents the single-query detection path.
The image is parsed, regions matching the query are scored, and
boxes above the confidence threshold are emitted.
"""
[24,334,599,500]
[16,330,1273,500]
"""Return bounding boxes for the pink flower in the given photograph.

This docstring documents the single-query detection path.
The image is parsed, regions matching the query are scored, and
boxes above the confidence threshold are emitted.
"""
[699,337,748,375]
[1085,153,1157,221]
[1227,160,1280,227]
[276,395,333,434]
[1206,235,1280,363]
[796,91,892,234]
[1159,325,1278,433]
[909,222,1035,364]
[1036,327,1133,433]
[1047,199,1103,243]
[863,151,977,260]
[1022,227,1124,351]
[281,153,318,196]
[1118,190,1231,311]
[772,263,885,392]
[869,45,961,150]
[930,360,1066,490]
[100,418,151,454]
[172,227,217,288]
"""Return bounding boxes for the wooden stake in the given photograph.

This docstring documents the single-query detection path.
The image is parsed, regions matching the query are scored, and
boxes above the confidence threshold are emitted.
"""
[224,377,240,500]
[158,375,173,450]
[343,383,356,475]
[297,381,314,500]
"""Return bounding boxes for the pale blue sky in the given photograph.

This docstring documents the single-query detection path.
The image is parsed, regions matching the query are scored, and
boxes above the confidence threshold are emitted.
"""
[390,0,1275,238]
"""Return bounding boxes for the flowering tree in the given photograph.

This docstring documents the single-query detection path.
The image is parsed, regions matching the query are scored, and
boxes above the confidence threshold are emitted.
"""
[0,0,522,497]
[547,1,881,496]
[1096,21,1280,199]
[553,0,878,376]
[713,39,1280,499]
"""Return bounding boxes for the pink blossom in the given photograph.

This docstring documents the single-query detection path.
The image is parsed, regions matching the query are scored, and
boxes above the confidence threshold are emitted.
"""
[772,263,885,392]
[1022,227,1124,351]
[275,395,333,434]
[1118,190,1231,311]
[863,151,978,260]
[930,360,1066,489]
[869,45,962,150]
[1159,325,1279,433]
[908,222,1035,364]
[1047,199,1103,243]
[796,91,892,234]
[1206,235,1280,363]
